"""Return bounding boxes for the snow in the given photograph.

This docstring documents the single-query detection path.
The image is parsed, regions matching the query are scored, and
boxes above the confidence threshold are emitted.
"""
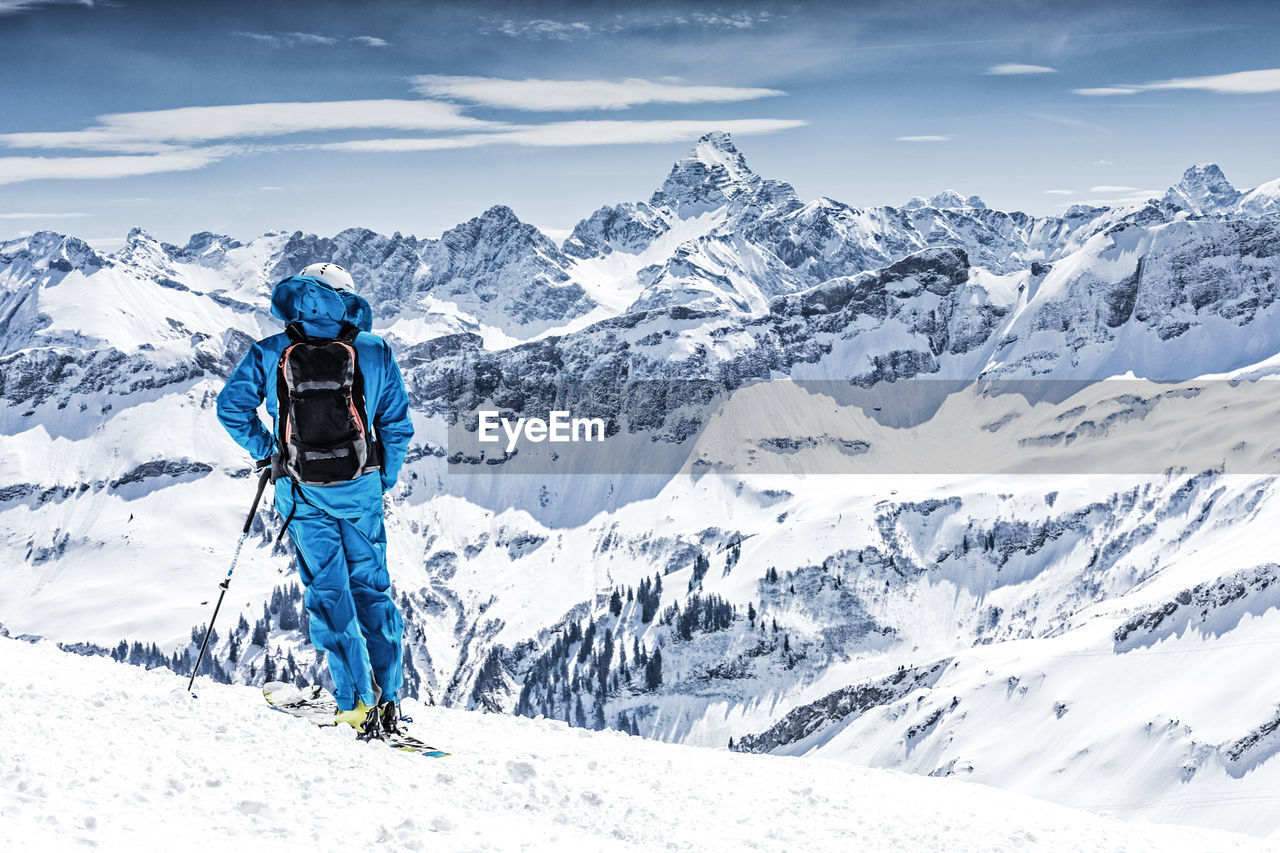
[0,635,1268,853]
[7,136,1280,847]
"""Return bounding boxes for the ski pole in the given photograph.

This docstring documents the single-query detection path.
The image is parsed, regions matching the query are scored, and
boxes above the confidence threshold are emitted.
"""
[188,466,271,694]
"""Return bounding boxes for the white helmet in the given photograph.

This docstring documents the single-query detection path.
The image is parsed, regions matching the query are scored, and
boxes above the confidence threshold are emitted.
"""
[299,261,355,292]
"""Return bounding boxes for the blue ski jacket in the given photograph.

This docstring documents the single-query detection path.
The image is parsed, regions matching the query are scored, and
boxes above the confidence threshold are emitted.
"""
[216,275,414,517]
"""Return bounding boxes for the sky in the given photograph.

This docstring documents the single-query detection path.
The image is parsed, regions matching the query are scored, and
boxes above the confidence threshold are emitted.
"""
[1,0,1278,248]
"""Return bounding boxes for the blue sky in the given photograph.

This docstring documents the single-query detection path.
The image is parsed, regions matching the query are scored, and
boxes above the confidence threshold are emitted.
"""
[1,0,1278,247]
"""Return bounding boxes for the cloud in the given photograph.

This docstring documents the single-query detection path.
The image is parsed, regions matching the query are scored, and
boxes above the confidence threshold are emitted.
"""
[1073,87,1141,96]
[1090,185,1138,192]
[896,135,950,142]
[313,119,808,152]
[1029,113,1101,130]
[1042,189,1077,195]
[985,63,1057,75]
[0,100,495,152]
[1091,159,1115,166]
[487,11,777,40]
[0,211,90,218]
[495,19,593,41]
[1079,189,1163,206]
[410,75,785,111]
[0,148,229,186]
[1074,68,1280,96]
[285,32,337,45]
[0,78,804,184]
[0,0,91,15]
[233,31,389,49]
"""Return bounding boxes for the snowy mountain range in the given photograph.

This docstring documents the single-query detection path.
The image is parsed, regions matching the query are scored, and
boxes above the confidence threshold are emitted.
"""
[4,132,1280,839]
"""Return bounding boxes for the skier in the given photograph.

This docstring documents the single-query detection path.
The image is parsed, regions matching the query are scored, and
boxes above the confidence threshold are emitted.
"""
[216,262,414,738]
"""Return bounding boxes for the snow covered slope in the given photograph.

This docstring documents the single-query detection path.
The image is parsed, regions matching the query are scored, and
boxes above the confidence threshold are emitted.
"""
[0,635,1269,853]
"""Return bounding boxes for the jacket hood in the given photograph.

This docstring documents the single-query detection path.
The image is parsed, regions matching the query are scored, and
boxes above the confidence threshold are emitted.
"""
[269,275,373,333]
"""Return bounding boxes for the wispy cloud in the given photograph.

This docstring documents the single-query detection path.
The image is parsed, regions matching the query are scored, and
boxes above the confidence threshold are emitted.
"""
[494,19,593,41]
[1078,189,1163,206]
[0,211,91,218]
[1042,189,1076,195]
[0,0,91,15]
[0,101,494,152]
[1074,68,1280,96]
[1091,159,1115,166]
[1028,112,1102,130]
[233,31,390,49]
[0,149,229,186]
[487,11,777,41]
[1090,185,1138,192]
[985,63,1056,75]
[896,135,950,142]
[411,76,784,111]
[0,77,804,185]
[313,119,808,152]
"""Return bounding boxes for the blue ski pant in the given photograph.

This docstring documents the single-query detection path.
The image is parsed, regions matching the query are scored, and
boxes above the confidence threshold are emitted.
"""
[286,499,404,711]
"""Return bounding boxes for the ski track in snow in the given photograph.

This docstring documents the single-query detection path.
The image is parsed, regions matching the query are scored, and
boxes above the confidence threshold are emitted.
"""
[0,637,1272,853]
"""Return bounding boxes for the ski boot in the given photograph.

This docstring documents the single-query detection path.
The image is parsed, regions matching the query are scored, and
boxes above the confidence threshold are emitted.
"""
[378,701,406,736]
[334,700,382,740]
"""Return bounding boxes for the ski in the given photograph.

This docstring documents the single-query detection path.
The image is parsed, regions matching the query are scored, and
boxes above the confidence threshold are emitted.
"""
[264,681,449,757]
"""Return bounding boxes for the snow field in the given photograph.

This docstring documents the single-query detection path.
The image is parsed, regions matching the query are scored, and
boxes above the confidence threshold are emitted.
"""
[0,636,1273,853]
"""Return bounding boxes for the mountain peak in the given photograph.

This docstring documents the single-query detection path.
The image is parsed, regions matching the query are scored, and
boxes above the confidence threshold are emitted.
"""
[692,130,745,162]
[1164,162,1240,214]
[902,190,986,211]
[1183,162,1229,181]
[649,131,762,214]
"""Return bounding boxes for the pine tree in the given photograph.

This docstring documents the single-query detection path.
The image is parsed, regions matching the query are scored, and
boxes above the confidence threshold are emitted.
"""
[748,601,757,623]
[237,613,250,635]
[250,617,268,648]
[609,589,623,616]
[645,647,663,690]
[263,650,277,682]
[689,551,709,592]
[279,599,299,631]
[577,619,596,663]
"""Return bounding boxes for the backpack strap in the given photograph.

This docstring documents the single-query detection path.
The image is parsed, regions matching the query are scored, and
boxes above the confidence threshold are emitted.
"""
[337,322,360,344]
[285,322,308,343]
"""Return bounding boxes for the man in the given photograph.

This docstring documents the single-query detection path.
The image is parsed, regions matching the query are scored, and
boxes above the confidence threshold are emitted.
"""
[216,262,414,738]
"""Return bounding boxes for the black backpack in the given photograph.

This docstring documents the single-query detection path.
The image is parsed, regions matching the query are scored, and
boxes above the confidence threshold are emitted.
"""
[274,321,381,486]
